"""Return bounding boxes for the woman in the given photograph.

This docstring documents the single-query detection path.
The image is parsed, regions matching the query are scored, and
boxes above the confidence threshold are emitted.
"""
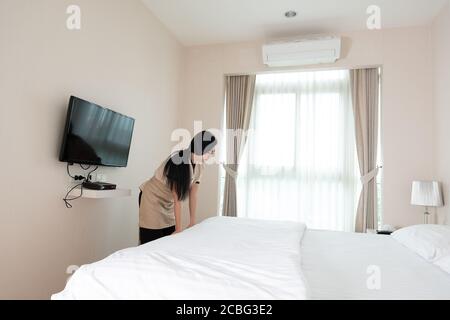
[138,131,217,245]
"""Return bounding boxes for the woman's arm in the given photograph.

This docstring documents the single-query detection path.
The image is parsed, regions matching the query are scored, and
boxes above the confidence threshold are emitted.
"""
[172,190,182,233]
[189,183,199,227]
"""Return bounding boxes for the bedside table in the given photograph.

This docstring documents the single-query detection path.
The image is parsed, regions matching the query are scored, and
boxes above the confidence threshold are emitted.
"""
[367,229,394,235]
[376,230,393,235]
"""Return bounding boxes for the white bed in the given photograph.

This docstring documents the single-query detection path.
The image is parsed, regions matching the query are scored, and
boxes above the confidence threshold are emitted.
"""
[302,230,450,299]
[53,217,309,300]
[52,217,450,300]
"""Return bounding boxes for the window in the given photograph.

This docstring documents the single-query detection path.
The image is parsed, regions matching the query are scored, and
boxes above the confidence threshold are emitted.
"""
[236,70,360,232]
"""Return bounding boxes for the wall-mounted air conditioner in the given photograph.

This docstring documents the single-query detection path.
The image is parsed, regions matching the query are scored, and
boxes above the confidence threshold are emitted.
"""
[262,36,342,67]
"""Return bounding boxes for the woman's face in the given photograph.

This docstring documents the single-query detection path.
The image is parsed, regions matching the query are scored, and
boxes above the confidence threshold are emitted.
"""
[191,146,216,164]
[202,147,216,161]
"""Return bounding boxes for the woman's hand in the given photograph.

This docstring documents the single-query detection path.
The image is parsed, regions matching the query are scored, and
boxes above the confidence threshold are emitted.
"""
[187,222,196,229]
[172,190,182,234]
[189,184,199,229]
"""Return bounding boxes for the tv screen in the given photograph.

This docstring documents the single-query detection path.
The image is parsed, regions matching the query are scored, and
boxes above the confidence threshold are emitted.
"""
[59,96,135,167]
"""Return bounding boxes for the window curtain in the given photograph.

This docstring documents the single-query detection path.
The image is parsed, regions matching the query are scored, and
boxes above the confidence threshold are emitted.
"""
[350,68,380,233]
[222,75,256,217]
[237,70,359,232]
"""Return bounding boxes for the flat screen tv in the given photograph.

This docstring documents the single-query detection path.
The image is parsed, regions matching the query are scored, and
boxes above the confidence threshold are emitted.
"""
[59,96,135,167]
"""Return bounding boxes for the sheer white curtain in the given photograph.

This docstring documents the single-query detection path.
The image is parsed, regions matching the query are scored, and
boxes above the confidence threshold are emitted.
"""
[237,70,359,232]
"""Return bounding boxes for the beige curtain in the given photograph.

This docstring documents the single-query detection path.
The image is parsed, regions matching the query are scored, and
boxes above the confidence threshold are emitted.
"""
[350,68,380,233]
[222,75,256,217]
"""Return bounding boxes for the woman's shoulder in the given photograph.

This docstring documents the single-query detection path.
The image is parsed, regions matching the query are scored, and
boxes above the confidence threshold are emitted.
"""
[141,155,176,189]
[154,156,171,180]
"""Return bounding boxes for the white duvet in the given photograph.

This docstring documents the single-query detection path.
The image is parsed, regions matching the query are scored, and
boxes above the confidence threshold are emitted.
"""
[52,217,309,300]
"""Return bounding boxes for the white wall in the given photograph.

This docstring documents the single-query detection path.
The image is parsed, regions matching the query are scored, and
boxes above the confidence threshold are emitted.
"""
[1,0,448,300]
[179,27,436,229]
[0,0,182,299]
[432,3,450,225]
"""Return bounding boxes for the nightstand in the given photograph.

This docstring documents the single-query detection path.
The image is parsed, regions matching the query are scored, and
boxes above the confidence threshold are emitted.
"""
[376,230,393,235]
[367,229,393,235]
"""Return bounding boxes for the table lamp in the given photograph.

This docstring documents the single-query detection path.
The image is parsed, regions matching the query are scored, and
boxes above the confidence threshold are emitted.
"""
[411,181,443,224]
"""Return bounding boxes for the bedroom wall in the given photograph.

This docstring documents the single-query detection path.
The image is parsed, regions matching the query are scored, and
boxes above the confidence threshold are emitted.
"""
[0,0,182,299]
[432,3,450,225]
[178,26,435,229]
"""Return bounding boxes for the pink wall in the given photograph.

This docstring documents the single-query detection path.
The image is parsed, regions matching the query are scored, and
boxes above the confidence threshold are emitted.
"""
[0,0,183,299]
[433,3,450,225]
[179,27,436,229]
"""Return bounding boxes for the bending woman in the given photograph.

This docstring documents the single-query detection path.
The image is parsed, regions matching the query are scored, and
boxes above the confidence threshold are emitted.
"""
[138,131,217,245]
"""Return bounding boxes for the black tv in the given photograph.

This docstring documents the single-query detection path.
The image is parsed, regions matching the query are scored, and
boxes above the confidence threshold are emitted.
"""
[59,96,135,167]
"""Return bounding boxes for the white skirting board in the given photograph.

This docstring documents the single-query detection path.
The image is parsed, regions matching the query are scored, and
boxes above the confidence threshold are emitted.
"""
[75,187,132,199]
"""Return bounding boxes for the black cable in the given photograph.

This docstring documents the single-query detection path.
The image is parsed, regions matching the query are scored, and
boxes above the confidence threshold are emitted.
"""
[63,183,84,209]
[86,166,99,182]
[68,163,88,181]
[63,165,99,208]
[64,163,83,208]
[67,163,76,179]
[79,164,91,170]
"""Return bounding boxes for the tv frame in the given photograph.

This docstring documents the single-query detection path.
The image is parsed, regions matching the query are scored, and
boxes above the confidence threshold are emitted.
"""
[59,96,135,168]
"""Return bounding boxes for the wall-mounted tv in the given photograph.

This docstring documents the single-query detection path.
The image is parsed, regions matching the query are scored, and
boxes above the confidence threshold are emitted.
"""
[59,96,135,167]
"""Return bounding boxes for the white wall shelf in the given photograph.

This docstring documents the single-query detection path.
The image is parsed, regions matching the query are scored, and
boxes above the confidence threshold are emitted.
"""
[75,188,132,199]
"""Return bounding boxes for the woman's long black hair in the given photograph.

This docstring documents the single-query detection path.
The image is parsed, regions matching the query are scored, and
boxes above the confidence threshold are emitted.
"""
[164,131,217,201]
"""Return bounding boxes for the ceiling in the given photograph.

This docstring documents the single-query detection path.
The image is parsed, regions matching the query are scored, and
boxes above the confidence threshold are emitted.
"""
[142,0,448,46]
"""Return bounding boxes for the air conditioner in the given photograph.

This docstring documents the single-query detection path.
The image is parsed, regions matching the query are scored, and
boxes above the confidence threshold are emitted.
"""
[262,36,342,67]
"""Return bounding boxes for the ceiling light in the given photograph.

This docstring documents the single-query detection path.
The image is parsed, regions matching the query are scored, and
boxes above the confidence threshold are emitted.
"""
[285,11,297,18]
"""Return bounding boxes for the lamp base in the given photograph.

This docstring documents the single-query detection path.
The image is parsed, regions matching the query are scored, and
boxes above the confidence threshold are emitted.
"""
[423,211,431,224]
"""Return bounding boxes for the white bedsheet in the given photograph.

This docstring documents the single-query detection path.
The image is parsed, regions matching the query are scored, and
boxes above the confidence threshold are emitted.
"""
[302,230,450,300]
[52,217,309,300]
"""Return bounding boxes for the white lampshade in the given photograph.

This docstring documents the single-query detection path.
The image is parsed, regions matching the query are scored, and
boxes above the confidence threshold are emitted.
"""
[411,181,443,207]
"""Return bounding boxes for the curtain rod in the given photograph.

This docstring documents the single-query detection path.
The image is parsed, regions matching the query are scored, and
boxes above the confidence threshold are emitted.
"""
[224,64,383,77]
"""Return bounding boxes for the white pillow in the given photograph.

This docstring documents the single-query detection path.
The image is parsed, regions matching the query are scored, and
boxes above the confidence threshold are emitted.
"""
[434,254,450,274]
[391,224,450,263]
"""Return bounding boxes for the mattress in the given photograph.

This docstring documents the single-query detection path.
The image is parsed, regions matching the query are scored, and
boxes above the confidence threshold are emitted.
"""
[52,217,450,300]
[52,217,309,300]
[302,229,450,300]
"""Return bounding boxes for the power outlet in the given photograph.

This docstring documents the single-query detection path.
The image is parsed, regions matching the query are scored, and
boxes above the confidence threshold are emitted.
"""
[97,174,108,182]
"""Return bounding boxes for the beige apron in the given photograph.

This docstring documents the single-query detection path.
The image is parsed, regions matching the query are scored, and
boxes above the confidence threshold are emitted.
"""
[139,177,175,229]
[139,158,203,230]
